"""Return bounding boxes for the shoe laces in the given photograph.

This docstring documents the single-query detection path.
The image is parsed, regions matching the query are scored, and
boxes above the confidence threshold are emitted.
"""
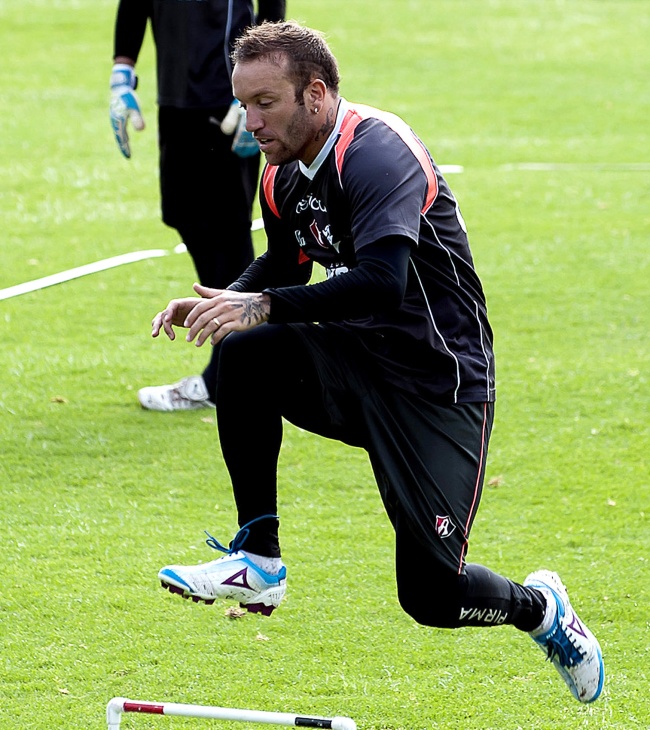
[544,621,587,668]
[204,514,279,555]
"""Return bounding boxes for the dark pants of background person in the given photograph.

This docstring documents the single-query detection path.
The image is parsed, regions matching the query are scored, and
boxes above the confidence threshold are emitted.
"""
[214,322,546,631]
[158,106,260,398]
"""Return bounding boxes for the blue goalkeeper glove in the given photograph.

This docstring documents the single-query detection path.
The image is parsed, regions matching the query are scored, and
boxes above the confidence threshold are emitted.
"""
[221,100,259,158]
[109,63,145,159]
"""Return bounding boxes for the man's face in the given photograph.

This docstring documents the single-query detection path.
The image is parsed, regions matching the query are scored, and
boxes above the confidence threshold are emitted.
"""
[232,58,319,166]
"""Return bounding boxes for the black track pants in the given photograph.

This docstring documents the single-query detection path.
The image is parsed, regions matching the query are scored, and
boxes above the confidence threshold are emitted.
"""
[215,323,545,631]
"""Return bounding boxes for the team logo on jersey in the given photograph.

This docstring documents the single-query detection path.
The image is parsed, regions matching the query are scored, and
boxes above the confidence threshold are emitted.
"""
[309,219,334,249]
[435,514,456,538]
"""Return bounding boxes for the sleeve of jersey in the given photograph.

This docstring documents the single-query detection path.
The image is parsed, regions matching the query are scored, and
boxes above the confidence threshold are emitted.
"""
[113,0,151,61]
[265,236,412,324]
[342,120,431,250]
[257,0,286,22]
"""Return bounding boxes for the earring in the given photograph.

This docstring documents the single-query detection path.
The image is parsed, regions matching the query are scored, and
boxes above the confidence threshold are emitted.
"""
[313,107,319,114]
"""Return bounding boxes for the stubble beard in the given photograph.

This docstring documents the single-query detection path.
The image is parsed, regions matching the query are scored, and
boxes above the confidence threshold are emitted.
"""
[266,105,316,167]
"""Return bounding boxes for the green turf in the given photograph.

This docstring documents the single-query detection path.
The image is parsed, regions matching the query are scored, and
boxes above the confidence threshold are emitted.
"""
[1,1,648,728]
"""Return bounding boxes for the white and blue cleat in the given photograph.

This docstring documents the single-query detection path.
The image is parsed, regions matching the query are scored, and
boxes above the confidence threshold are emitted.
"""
[159,518,286,616]
[524,570,604,703]
[159,551,286,616]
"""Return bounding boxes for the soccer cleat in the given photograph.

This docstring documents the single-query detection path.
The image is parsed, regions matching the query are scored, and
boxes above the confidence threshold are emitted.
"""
[524,570,604,703]
[137,375,213,411]
[158,517,286,616]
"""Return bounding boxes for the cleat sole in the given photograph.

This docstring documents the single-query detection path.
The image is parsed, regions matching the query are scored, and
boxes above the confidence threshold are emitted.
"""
[243,601,275,616]
[161,580,216,605]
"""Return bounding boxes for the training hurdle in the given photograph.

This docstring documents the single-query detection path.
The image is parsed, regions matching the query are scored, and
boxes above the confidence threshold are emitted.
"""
[107,698,357,730]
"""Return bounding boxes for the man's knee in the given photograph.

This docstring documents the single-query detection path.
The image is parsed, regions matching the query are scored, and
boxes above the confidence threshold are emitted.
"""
[396,561,468,628]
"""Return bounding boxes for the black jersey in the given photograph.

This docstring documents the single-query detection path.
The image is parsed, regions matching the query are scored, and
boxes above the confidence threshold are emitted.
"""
[246,101,496,404]
[114,0,285,108]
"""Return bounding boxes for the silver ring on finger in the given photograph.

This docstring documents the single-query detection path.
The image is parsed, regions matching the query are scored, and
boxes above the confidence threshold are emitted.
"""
[212,318,221,328]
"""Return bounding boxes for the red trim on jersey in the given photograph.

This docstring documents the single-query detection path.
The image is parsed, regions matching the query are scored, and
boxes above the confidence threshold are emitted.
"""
[263,163,311,265]
[335,109,363,177]
[262,164,280,218]
[336,104,439,214]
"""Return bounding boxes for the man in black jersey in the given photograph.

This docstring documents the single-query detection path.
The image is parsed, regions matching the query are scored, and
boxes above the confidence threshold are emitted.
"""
[110,0,285,411]
[151,22,604,703]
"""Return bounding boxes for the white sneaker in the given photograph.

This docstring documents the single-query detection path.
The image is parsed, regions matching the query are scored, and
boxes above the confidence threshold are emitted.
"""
[524,570,604,702]
[159,551,287,616]
[137,375,213,411]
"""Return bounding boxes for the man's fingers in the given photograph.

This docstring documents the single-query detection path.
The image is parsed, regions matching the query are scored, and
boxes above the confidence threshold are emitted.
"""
[191,314,226,348]
[193,282,222,298]
[186,305,225,342]
[161,314,177,340]
[183,296,222,329]
[151,311,177,340]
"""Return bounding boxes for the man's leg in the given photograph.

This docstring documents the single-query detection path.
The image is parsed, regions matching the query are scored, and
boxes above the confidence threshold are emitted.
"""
[394,514,545,630]
[138,108,257,411]
[215,324,359,554]
[364,394,603,702]
[359,395,544,628]
[157,324,348,613]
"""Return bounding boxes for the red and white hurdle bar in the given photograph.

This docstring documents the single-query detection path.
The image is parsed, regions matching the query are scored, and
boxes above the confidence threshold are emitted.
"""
[107,698,357,730]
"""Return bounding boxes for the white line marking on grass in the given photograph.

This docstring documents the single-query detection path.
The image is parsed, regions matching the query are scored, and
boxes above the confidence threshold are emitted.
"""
[501,162,650,171]
[0,249,169,301]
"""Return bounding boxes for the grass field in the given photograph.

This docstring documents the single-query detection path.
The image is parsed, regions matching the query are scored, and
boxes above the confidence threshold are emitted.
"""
[1,1,649,728]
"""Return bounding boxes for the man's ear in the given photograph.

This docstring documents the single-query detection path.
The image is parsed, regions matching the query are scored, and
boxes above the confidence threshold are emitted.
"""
[304,78,327,110]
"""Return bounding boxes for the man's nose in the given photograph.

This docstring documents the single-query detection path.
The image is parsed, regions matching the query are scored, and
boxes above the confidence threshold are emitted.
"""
[245,108,263,132]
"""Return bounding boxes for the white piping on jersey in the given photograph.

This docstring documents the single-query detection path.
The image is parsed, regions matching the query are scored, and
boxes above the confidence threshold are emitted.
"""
[409,256,462,404]
[223,0,235,80]
[299,99,349,180]
[421,214,494,403]
[422,214,460,286]
[474,300,494,402]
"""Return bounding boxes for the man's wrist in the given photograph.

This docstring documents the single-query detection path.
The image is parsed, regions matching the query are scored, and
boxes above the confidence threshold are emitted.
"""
[259,292,272,320]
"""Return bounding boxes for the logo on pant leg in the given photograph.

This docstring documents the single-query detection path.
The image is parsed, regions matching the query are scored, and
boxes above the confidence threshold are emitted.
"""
[435,514,456,538]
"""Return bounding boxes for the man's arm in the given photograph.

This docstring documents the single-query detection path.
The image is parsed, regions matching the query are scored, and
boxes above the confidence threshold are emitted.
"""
[265,236,412,323]
[153,239,409,348]
[227,250,312,293]
[113,0,150,62]
[110,0,150,157]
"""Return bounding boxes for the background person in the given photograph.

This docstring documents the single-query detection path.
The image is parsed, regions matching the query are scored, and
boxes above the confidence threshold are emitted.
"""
[151,21,604,704]
[109,0,286,411]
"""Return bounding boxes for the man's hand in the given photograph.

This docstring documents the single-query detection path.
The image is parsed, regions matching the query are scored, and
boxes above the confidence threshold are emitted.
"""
[151,284,270,347]
[110,63,145,158]
[151,297,202,341]
[185,283,270,346]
